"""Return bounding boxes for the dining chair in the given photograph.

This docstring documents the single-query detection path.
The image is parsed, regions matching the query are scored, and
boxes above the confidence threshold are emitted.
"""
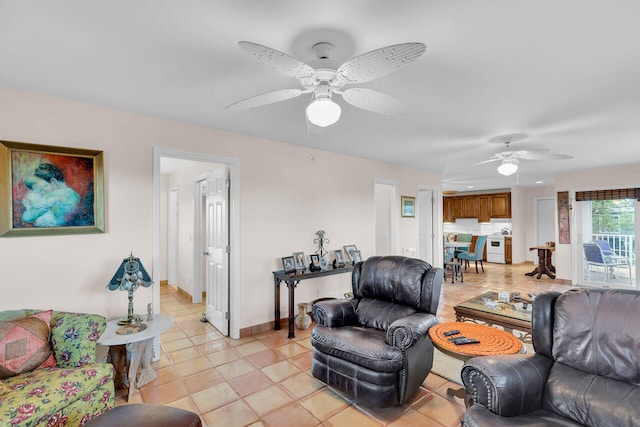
[454,233,473,259]
[457,235,487,273]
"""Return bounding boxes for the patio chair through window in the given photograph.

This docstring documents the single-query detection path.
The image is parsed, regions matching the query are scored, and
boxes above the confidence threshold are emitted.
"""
[583,242,632,285]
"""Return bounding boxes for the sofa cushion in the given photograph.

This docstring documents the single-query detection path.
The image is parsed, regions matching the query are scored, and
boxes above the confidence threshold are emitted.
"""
[36,311,105,368]
[0,311,56,379]
[311,325,404,372]
[356,298,416,331]
[543,361,640,426]
[0,362,114,426]
[552,289,640,385]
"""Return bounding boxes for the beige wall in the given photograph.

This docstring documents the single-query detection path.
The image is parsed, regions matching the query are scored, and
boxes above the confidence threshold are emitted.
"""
[0,86,441,333]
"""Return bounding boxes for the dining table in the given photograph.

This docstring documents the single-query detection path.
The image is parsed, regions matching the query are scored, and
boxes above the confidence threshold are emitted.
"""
[444,241,470,283]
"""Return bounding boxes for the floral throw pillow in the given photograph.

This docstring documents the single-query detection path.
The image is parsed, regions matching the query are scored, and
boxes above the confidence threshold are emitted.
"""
[0,311,56,379]
[48,312,106,368]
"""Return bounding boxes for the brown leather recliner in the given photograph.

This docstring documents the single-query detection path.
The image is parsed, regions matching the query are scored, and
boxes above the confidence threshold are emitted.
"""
[461,288,640,426]
[310,256,444,407]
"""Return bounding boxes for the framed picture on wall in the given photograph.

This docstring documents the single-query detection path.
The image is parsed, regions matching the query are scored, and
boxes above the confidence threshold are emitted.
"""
[352,250,363,263]
[0,140,105,237]
[401,196,415,218]
[558,191,570,244]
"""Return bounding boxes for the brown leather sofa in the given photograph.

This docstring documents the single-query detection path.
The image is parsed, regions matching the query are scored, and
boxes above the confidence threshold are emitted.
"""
[461,288,640,426]
[311,256,444,407]
[83,404,202,427]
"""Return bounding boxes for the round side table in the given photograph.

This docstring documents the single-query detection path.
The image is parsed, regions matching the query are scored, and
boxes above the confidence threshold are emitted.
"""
[98,313,174,401]
[429,321,524,400]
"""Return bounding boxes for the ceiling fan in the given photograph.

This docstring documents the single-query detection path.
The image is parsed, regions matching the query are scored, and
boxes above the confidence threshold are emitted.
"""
[225,41,426,127]
[474,134,573,176]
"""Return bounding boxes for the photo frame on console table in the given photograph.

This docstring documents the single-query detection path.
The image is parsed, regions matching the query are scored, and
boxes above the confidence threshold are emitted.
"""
[0,140,105,237]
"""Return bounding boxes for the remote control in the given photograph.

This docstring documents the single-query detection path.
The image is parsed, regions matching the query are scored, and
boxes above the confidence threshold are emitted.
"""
[454,338,480,345]
[443,330,460,337]
[448,336,468,342]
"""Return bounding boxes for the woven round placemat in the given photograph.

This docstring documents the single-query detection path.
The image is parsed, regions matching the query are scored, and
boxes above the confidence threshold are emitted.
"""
[429,322,523,357]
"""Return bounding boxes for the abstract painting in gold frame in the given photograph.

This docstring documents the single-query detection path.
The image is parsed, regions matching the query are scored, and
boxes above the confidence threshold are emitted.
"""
[0,140,104,237]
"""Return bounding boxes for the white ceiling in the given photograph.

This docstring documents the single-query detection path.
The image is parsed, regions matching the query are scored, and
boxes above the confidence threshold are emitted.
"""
[2,1,640,191]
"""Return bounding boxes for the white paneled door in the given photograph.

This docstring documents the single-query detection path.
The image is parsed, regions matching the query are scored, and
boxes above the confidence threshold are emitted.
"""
[205,167,229,335]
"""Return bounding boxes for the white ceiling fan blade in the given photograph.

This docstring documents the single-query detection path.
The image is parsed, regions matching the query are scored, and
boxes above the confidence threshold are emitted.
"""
[225,89,304,111]
[518,150,573,160]
[471,158,502,166]
[341,88,407,116]
[336,43,426,84]
[238,41,316,80]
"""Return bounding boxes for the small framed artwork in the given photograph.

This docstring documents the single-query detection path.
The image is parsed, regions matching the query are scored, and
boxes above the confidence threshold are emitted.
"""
[309,254,321,271]
[352,250,363,263]
[319,256,329,271]
[333,249,345,264]
[0,140,105,237]
[343,244,358,261]
[292,251,306,270]
[557,191,570,244]
[281,256,296,273]
[401,196,416,218]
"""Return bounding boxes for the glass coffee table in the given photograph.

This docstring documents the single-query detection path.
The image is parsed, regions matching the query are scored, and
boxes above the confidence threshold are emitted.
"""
[454,291,533,337]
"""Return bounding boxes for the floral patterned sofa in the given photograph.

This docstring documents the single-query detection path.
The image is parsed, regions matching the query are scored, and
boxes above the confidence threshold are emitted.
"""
[0,309,115,426]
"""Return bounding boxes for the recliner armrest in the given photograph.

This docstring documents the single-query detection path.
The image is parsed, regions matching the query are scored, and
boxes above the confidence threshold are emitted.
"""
[312,299,357,327]
[461,354,553,417]
[386,313,438,349]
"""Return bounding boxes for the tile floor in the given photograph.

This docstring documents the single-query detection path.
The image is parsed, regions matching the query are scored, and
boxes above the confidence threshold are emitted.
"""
[115,261,573,426]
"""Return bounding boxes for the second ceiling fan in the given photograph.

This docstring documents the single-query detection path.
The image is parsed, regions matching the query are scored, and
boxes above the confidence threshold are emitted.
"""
[474,134,573,176]
[225,41,426,127]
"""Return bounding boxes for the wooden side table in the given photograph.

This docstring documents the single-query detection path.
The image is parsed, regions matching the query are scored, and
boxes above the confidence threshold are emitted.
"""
[97,313,174,401]
[525,245,556,279]
[428,322,524,400]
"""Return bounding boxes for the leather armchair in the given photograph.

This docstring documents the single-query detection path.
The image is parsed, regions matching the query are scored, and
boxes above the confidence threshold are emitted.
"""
[461,288,640,426]
[311,256,444,407]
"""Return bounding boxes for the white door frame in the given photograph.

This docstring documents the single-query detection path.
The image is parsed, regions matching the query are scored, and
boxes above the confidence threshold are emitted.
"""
[533,197,555,263]
[167,186,179,286]
[373,178,399,255]
[192,175,207,304]
[417,185,442,266]
[153,147,241,338]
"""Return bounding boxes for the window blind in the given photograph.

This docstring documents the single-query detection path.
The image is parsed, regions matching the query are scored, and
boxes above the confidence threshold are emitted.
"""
[575,188,640,201]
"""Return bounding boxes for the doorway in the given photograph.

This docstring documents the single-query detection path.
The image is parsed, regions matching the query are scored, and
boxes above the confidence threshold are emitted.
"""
[153,148,241,338]
[534,197,555,262]
[417,187,440,265]
[374,180,398,255]
[575,196,637,288]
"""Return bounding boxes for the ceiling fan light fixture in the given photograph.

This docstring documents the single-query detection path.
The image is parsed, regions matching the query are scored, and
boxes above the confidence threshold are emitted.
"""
[497,158,519,176]
[306,97,341,127]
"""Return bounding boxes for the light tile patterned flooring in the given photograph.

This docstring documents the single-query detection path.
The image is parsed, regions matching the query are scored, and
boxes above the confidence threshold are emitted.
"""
[115,262,572,426]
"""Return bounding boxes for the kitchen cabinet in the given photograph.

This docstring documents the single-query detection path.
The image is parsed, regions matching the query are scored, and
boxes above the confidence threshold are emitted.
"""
[477,195,491,223]
[490,193,511,218]
[505,236,512,264]
[443,197,454,223]
[443,192,511,222]
[451,197,464,219]
[462,196,478,218]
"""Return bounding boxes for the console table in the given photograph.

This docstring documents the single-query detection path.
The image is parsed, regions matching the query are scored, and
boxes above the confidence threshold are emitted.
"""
[274,266,352,338]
